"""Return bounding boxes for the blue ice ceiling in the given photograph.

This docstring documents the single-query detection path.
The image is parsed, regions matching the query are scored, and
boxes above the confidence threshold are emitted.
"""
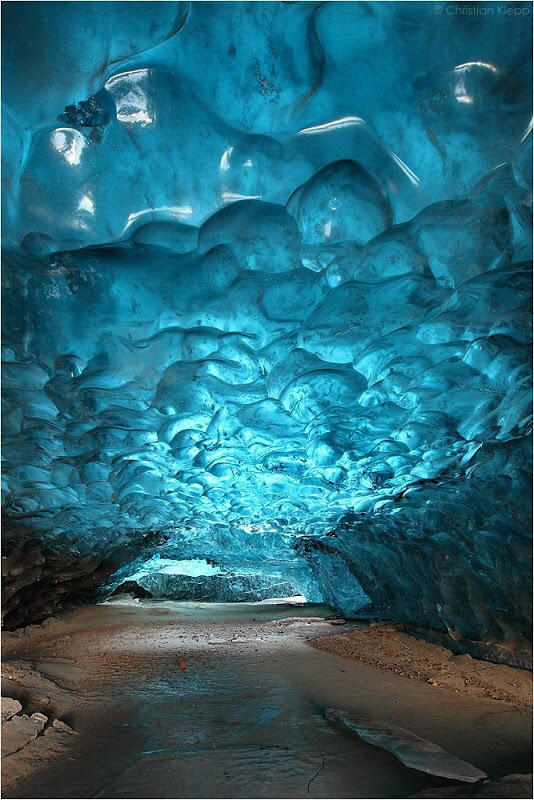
[2,2,532,638]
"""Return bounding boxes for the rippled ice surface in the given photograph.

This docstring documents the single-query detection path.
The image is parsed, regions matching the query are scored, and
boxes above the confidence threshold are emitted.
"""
[1,2,532,640]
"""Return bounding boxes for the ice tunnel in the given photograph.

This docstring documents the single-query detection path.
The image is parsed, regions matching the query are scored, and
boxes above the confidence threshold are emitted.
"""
[1,1,532,661]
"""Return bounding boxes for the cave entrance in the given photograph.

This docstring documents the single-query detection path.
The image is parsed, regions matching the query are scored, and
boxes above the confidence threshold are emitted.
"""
[105,550,372,619]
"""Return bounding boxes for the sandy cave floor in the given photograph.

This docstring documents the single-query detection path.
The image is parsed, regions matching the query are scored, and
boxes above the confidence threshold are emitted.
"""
[1,600,532,799]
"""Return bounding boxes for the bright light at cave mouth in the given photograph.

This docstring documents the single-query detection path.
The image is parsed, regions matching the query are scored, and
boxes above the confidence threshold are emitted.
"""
[1,1,531,643]
[133,558,222,579]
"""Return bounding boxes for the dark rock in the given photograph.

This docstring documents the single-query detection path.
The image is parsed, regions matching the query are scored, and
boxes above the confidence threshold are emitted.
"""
[1,520,169,629]
[111,581,154,599]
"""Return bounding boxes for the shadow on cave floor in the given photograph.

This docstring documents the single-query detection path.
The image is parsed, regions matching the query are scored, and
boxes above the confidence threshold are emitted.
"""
[2,601,532,799]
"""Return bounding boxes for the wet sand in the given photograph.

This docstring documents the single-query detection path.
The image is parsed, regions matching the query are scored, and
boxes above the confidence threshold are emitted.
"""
[311,623,533,706]
[2,600,532,799]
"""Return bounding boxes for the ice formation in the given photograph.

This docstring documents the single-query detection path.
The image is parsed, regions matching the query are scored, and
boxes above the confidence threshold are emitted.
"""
[2,2,532,649]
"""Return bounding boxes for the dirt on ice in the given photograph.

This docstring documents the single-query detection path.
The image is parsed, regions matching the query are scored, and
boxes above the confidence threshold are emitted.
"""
[1,600,532,799]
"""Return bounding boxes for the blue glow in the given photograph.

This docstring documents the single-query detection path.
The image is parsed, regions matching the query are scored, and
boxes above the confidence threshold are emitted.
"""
[1,3,532,639]
[130,557,222,579]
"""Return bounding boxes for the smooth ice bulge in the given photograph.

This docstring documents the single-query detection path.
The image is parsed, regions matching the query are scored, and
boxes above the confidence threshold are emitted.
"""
[1,2,532,651]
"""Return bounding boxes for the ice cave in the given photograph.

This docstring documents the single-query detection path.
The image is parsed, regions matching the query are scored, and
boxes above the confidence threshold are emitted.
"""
[1,2,532,798]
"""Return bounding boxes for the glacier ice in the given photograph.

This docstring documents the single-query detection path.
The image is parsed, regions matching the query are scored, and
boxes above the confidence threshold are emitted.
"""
[110,556,302,603]
[287,160,392,246]
[1,2,532,651]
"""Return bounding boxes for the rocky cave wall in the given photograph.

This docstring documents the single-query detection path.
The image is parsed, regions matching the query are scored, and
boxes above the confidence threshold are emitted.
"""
[1,2,532,660]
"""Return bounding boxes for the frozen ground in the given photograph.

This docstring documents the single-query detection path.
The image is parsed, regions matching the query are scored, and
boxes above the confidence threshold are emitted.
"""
[2,601,531,798]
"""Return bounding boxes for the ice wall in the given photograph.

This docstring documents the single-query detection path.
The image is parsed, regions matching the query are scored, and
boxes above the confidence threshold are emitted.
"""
[2,2,532,651]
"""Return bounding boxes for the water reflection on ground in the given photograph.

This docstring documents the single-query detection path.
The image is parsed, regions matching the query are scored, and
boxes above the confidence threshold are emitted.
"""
[3,602,462,798]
